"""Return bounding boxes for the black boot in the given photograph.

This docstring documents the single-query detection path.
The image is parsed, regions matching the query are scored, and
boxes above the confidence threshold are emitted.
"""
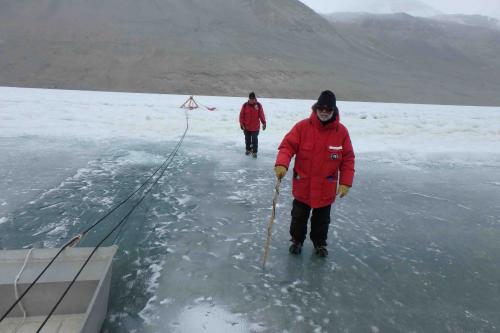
[289,241,302,255]
[314,246,328,257]
[245,150,251,156]
[252,152,257,158]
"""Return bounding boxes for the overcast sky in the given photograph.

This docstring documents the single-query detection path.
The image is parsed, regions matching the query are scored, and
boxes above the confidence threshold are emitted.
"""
[298,0,500,19]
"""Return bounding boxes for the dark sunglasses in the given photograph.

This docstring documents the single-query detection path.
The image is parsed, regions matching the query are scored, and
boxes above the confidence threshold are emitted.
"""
[316,106,333,113]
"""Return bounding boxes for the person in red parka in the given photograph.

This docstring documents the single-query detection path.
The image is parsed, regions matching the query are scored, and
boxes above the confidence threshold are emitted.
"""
[239,92,266,158]
[274,90,355,257]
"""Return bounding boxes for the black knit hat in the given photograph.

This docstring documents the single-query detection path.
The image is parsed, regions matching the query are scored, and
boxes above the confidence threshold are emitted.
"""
[249,92,256,99]
[315,90,336,110]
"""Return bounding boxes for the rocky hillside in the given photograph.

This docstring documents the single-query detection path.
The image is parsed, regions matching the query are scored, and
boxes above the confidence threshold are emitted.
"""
[1,0,499,105]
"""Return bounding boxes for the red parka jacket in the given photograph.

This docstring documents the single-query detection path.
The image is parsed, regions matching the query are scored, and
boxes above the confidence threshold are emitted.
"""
[275,111,355,208]
[240,101,266,131]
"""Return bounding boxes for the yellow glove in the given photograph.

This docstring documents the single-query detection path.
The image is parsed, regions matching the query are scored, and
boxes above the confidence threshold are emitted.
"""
[337,184,350,198]
[274,166,287,179]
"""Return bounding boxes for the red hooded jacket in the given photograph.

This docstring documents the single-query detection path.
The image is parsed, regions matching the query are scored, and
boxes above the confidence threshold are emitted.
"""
[275,111,355,208]
[239,101,266,131]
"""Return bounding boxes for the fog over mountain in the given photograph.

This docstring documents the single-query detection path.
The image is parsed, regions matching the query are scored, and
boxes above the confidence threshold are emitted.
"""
[325,12,500,71]
[300,0,500,20]
[432,14,500,30]
[306,0,442,17]
[1,0,500,105]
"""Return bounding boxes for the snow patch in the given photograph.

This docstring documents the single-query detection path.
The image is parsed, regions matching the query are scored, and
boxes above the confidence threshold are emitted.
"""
[46,225,66,235]
[232,253,245,260]
[2,87,499,166]
[160,298,174,306]
[116,150,164,165]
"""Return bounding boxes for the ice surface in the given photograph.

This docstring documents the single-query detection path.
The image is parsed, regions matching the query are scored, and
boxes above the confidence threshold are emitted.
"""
[1,87,500,332]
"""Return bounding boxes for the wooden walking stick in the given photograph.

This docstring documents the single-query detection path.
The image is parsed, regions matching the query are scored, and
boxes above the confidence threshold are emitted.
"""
[262,177,282,268]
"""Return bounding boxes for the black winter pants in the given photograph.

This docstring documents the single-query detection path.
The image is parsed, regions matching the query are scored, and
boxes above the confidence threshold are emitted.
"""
[244,130,259,153]
[290,199,331,247]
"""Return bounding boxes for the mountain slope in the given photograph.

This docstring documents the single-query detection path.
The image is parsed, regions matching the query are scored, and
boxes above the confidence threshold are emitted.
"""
[1,0,500,105]
[319,0,442,17]
[0,0,349,97]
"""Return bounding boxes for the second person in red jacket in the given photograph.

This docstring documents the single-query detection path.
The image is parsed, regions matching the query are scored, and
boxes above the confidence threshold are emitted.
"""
[239,92,266,158]
[274,90,355,257]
